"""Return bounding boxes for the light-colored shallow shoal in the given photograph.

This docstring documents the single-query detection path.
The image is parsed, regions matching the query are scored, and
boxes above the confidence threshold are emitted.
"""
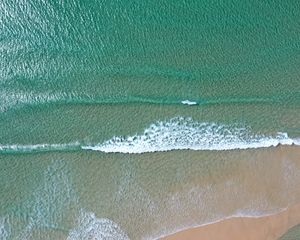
[160,203,300,240]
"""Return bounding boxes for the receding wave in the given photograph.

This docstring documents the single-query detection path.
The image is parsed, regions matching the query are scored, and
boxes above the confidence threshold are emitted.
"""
[67,210,129,240]
[82,117,300,153]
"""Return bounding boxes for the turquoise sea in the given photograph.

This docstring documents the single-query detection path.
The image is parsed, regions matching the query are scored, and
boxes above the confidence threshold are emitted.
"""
[1,0,300,239]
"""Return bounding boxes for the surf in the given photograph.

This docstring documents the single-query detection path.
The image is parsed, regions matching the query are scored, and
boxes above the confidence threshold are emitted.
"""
[84,117,300,153]
[81,117,300,154]
[1,117,299,154]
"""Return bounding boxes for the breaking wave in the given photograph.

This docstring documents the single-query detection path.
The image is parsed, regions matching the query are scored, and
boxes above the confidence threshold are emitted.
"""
[82,117,300,153]
[1,117,299,154]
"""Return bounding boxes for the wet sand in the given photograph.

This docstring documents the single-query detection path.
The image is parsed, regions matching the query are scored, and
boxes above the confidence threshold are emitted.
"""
[2,146,300,239]
[161,203,300,240]
[160,146,300,240]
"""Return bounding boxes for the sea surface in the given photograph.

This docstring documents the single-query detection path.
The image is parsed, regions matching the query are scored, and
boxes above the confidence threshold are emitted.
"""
[280,224,300,240]
[1,0,300,239]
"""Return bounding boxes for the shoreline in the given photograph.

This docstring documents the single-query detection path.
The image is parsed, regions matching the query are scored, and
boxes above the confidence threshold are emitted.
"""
[159,203,300,240]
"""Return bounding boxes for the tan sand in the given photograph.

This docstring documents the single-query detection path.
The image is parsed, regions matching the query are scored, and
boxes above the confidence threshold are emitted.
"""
[157,146,300,240]
[160,200,300,240]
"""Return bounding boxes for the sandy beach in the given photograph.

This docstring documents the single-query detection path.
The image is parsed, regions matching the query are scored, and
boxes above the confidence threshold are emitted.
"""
[160,203,300,240]
[160,146,300,240]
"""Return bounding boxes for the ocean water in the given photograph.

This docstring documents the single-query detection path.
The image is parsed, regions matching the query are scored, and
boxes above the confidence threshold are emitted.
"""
[280,224,300,240]
[1,0,300,239]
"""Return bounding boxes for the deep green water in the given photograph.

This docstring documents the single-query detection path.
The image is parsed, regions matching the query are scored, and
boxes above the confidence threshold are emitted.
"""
[1,0,300,149]
[1,0,300,112]
[1,0,300,239]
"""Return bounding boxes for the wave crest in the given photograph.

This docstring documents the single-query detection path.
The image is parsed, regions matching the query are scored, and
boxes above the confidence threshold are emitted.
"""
[1,118,299,154]
[82,117,299,153]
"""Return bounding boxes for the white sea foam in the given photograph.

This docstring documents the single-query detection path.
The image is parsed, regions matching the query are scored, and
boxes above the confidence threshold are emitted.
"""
[181,100,197,105]
[0,217,10,240]
[1,118,298,154]
[0,142,81,153]
[67,210,129,240]
[17,160,79,239]
[82,117,300,153]
[153,208,288,240]
[293,138,300,145]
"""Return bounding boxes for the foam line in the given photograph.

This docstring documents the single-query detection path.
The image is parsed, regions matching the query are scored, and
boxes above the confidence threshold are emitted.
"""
[0,143,81,153]
[82,117,300,153]
[1,118,299,154]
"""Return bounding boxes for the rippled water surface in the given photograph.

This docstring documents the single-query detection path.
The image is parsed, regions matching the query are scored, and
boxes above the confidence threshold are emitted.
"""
[1,0,300,239]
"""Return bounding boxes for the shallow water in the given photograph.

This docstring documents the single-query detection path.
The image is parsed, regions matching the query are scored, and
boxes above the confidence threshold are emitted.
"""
[280,224,300,240]
[1,147,300,239]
